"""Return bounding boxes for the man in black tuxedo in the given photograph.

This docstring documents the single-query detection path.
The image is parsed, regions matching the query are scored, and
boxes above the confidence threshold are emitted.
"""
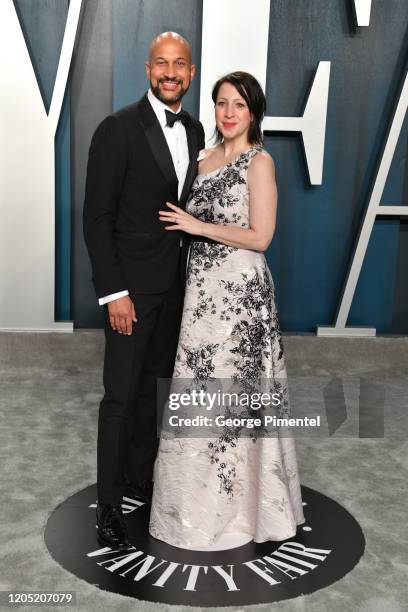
[83,32,205,549]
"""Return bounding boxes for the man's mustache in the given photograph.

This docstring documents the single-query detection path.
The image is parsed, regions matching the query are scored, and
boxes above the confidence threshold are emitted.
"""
[158,78,183,84]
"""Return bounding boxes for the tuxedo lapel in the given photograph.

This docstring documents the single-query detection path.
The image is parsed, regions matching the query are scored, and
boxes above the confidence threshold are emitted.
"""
[179,121,199,206]
[138,94,179,200]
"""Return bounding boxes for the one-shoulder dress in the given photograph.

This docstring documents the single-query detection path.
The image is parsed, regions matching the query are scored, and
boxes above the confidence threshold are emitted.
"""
[149,146,305,549]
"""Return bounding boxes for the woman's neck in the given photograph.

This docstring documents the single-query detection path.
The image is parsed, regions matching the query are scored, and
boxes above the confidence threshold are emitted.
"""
[220,137,251,160]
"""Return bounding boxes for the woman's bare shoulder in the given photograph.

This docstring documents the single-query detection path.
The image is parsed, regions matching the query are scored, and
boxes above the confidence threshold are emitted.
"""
[250,148,276,174]
[197,146,219,161]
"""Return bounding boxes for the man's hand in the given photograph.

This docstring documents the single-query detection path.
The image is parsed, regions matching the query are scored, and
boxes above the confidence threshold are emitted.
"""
[107,295,137,335]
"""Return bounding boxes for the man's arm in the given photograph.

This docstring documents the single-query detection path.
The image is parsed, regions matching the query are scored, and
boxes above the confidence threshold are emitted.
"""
[99,290,129,306]
[83,115,138,335]
[83,115,128,299]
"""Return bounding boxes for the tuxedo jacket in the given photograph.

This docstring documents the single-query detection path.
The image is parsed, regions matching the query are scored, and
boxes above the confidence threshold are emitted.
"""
[83,93,205,298]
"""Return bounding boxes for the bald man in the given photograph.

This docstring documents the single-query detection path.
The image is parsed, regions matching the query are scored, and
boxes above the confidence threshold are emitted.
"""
[83,32,205,548]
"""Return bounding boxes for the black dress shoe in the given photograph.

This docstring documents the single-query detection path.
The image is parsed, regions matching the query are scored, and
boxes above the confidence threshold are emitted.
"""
[125,480,153,505]
[96,504,130,549]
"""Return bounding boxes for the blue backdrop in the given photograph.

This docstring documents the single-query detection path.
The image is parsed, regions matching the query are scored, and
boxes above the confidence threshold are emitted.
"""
[14,0,408,332]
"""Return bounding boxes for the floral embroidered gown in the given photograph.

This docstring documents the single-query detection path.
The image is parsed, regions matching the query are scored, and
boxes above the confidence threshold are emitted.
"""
[149,146,305,548]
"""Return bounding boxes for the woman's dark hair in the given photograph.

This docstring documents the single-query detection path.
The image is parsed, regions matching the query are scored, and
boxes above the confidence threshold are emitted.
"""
[211,71,266,145]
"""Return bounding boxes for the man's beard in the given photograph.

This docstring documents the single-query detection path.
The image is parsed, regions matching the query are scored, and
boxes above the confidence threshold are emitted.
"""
[151,80,187,105]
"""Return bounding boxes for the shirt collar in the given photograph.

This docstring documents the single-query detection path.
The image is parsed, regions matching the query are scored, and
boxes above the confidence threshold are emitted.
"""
[147,88,182,128]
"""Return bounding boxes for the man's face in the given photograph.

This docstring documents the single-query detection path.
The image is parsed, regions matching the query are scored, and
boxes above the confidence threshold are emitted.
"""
[145,38,195,109]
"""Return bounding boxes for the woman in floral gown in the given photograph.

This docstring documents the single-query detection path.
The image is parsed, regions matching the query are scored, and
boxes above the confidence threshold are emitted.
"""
[149,72,305,550]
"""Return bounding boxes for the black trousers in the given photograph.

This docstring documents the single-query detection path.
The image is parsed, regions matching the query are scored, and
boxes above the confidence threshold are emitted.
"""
[97,268,184,505]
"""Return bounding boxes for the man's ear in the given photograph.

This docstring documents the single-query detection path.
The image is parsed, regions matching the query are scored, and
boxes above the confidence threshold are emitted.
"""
[190,63,196,81]
[145,61,151,80]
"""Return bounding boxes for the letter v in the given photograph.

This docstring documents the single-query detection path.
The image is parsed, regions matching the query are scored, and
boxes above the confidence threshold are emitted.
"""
[0,0,82,331]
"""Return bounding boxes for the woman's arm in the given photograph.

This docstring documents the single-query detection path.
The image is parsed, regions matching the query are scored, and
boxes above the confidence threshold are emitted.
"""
[159,151,277,252]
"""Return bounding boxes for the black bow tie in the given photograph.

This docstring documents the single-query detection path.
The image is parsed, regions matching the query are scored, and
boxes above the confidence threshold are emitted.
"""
[165,109,190,128]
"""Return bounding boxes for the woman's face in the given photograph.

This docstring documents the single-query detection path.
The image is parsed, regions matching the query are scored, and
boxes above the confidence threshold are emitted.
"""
[215,82,252,142]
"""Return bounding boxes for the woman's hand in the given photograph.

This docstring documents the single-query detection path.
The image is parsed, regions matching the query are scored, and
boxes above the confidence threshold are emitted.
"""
[159,202,205,236]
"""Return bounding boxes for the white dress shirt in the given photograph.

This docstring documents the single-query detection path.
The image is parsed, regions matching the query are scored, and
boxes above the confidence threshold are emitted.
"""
[99,89,190,306]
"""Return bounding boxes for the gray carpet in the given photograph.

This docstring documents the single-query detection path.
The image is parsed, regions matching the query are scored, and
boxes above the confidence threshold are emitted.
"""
[0,332,407,611]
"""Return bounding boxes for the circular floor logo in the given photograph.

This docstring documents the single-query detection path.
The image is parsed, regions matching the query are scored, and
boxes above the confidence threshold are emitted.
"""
[45,485,365,606]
